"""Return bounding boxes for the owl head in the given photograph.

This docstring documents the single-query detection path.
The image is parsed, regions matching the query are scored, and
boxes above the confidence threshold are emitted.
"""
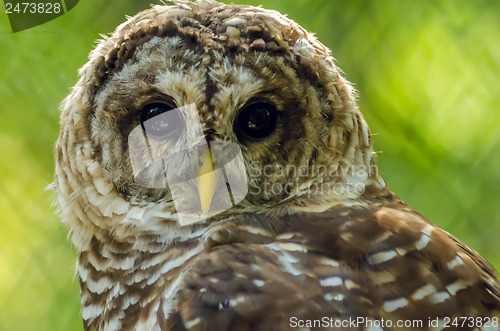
[55,0,384,245]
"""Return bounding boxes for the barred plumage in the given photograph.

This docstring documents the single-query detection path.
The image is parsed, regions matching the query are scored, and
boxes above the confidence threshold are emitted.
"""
[54,1,500,330]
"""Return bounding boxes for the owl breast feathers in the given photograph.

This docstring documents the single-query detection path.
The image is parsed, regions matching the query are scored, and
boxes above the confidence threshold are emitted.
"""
[54,0,500,330]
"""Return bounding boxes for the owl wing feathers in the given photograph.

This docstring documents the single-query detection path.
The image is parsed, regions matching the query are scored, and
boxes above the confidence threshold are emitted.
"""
[165,198,500,330]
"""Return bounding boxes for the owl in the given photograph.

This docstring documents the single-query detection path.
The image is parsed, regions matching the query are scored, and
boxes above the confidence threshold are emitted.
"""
[54,1,500,330]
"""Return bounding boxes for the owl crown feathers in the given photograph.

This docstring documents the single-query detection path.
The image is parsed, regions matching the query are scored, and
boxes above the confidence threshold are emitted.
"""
[88,1,333,101]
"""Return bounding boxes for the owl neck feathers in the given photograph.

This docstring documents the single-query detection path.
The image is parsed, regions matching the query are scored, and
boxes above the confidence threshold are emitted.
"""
[284,61,385,211]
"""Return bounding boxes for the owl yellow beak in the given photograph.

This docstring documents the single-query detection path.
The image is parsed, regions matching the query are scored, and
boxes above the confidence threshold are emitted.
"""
[197,148,219,215]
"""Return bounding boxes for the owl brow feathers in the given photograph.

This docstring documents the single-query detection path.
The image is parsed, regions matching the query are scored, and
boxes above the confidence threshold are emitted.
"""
[86,2,327,106]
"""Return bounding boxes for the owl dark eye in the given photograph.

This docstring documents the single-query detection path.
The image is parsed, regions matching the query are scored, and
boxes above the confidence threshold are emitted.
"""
[235,101,279,141]
[138,102,184,139]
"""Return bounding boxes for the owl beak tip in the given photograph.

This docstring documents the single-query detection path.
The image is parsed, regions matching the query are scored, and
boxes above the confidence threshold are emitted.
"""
[197,148,219,215]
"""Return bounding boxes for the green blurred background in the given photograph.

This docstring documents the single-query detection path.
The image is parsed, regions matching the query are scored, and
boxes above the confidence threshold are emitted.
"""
[1,0,499,329]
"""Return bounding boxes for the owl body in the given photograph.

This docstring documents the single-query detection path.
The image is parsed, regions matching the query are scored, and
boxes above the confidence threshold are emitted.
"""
[55,1,500,330]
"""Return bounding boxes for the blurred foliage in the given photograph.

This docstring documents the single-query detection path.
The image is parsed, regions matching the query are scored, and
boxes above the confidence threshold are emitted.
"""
[1,0,499,330]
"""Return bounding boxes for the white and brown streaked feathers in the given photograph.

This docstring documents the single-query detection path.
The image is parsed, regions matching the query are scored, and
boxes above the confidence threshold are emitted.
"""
[78,187,500,330]
[164,188,500,330]
[54,1,500,330]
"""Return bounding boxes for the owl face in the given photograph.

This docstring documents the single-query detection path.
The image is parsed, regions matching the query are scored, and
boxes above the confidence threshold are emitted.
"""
[57,0,381,234]
[93,35,329,204]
